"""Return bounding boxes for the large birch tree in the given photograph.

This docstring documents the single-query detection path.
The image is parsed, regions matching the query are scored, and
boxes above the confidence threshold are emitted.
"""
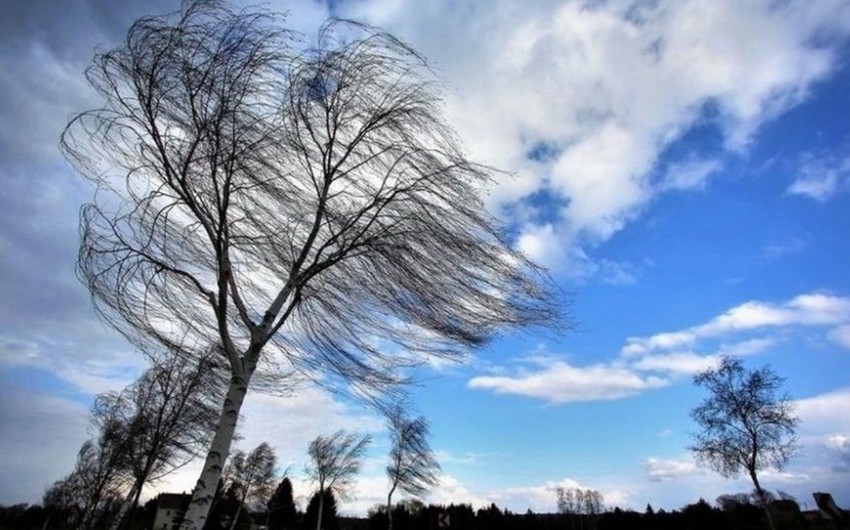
[62,1,561,529]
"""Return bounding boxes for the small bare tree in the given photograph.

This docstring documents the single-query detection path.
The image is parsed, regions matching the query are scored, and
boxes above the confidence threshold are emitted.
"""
[104,353,222,530]
[49,431,129,530]
[691,356,799,530]
[63,2,561,528]
[226,442,278,530]
[307,431,371,530]
[385,408,439,530]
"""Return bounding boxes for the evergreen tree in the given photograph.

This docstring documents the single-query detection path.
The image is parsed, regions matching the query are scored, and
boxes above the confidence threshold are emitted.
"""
[267,478,298,530]
[304,491,338,530]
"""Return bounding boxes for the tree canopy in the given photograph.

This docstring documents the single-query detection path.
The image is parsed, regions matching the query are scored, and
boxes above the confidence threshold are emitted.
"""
[690,356,799,530]
[63,1,561,527]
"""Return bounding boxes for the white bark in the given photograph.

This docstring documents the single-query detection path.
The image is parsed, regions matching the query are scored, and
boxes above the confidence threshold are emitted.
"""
[315,490,324,530]
[180,372,249,530]
[108,483,139,530]
[386,488,395,530]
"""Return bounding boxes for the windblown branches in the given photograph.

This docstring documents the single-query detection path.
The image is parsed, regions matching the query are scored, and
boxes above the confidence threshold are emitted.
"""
[691,356,799,480]
[690,356,798,530]
[64,0,561,398]
[307,430,371,499]
[307,430,370,530]
[386,408,440,500]
[64,3,562,527]
[385,407,439,530]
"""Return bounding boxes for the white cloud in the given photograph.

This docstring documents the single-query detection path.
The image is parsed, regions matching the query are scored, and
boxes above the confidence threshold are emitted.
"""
[633,352,721,375]
[343,0,850,279]
[471,293,845,404]
[795,387,850,437]
[468,360,668,403]
[788,153,850,201]
[623,293,850,356]
[660,157,723,192]
[829,325,850,349]
[516,223,564,268]
[646,457,701,482]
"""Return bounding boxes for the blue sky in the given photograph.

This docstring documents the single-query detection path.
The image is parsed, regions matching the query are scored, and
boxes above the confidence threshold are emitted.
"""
[2,0,850,516]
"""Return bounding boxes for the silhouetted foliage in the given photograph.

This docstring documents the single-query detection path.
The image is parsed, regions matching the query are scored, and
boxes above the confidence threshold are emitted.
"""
[226,443,277,530]
[1,496,842,530]
[304,491,339,530]
[267,477,298,530]
[307,431,370,530]
[691,356,799,530]
[44,413,130,530]
[102,353,222,530]
[385,406,439,530]
[203,479,241,530]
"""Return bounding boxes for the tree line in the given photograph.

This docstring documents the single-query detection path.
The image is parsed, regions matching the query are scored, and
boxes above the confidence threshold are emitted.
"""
[4,492,841,530]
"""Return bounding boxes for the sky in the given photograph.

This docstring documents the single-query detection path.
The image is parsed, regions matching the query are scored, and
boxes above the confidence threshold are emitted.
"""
[1,0,850,517]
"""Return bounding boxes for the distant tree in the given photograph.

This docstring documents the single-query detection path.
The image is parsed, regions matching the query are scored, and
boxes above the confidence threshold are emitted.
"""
[716,492,754,512]
[307,431,371,530]
[227,443,277,530]
[385,408,440,530]
[267,477,298,530]
[62,1,561,528]
[557,487,604,530]
[690,356,798,530]
[47,444,124,530]
[105,353,222,530]
[680,498,724,530]
[304,491,338,530]
[557,487,604,515]
[44,476,86,529]
[204,479,241,530]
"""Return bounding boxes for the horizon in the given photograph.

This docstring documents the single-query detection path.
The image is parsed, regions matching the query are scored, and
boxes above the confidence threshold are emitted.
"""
[1,0,850,518]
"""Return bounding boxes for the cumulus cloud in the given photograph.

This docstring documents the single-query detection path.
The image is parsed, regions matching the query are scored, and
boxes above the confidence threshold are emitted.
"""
[795,387,850,436]
[646,457,701,482]
[623,293,850,356]
[470,294,846,404]
[344,0,850,281]
[468,360,668,403]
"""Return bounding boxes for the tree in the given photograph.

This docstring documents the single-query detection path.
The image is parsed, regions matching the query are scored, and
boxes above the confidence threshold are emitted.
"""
[304,491,338,530]
[385,408,440,530]
[226,443,277,530]
[556,488,604,530]
[105,353,222,530]
[307,431,370,530]
[690,356,798,530]
[267,477,298,530]
[47,427,129,530]
[63,2,560,529]
[204,479,241,530]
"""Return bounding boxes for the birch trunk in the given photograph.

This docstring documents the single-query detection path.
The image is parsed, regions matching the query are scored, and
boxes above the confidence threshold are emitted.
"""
[180,371,250,530]
[315,490,324,530]
[750,471,776,530]
[108,483,139,530]
[386,487,395,530]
